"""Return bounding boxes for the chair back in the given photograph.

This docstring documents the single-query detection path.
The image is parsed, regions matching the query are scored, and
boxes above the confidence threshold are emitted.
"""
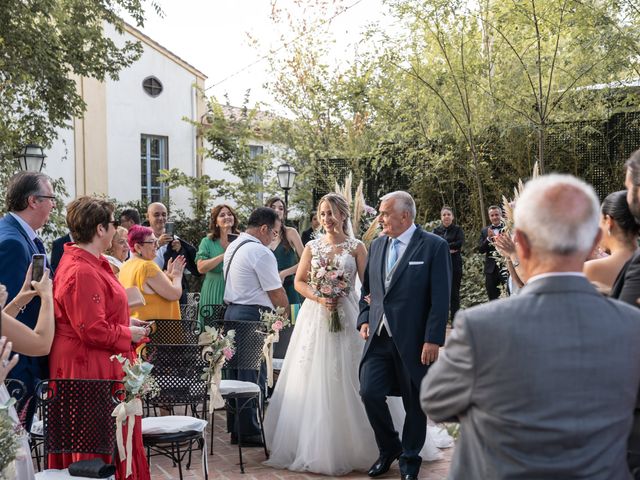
[36,379,123,460]
[223,320,266,372]
[199,303,226,330]
[147,319,201,344]
[180,292,200,321]
[139,343,207,410]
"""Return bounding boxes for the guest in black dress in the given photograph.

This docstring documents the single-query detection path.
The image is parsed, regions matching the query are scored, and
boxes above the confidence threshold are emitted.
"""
[433,206,464,324]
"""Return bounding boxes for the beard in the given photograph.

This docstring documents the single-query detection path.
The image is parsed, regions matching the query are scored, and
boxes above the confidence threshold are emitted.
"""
[630,186,640,223]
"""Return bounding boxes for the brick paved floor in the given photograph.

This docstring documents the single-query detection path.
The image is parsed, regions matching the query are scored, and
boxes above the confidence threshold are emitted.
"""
[148,412,453,480]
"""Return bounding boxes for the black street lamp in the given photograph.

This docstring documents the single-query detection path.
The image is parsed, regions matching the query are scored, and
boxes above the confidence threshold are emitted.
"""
[276,163,297,207]
[15,144,46,172]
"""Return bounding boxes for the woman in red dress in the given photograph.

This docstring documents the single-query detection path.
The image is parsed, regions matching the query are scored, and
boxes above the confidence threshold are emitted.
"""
[49,197,149,480]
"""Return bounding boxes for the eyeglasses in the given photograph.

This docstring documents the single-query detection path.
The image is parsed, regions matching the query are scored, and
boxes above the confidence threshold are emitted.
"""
[268,228,279,237]
[108,220,119,227]
[36,195,56,201]
[140,240,159,246]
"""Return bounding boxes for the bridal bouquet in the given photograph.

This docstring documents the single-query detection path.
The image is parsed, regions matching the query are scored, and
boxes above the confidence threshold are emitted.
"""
[309,256,351,332]
[111,354,159,477]
[199,327,235,412]
[260,307,291,387]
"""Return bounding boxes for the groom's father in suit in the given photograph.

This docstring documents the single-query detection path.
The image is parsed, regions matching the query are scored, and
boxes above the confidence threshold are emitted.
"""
[422,174,640,479]
[358,191,451,480]
[0,171,55,425]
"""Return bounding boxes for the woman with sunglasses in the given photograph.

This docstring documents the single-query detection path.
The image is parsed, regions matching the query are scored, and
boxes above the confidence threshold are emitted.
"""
[119,225,185,320]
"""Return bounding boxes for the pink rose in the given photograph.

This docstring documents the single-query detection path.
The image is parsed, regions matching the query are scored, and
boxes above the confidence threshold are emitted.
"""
[316,268,326,278]
[327,271,338,280]
[337,281,348,289]
[272,320,284,332]
[320,285,332,295]
[223,347,234,361]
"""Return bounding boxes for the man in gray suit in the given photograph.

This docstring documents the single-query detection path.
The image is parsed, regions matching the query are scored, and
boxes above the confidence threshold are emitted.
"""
[421,174,640,479]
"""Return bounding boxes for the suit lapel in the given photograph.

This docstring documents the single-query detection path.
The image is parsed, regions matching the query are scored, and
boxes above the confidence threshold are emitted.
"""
[385,227,423,296]
[378,236,389,294]
[5,215,37,254]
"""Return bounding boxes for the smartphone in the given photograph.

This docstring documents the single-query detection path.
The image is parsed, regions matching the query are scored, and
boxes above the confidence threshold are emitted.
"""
[228,233,239,243]
[31,254,46,287]
[165,222,175,237]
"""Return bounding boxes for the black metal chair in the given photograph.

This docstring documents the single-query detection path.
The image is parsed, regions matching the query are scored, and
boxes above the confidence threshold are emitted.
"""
[139,343,208,480]
[35,378,123,477]
[180,292,200,322]
[211,319,268,471]
[199,303,226,330]
[147,319,201,345]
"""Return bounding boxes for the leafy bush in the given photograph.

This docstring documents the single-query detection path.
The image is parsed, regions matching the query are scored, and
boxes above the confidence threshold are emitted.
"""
[460,253,487,309]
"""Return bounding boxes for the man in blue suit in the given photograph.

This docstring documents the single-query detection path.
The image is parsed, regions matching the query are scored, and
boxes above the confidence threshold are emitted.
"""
[0,171,55,425]
[358,191,451,480]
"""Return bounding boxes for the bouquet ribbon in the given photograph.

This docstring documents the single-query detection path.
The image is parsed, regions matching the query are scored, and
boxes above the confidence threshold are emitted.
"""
[111,398,142,477]
[207,353,226,413]
[262,331,279,388]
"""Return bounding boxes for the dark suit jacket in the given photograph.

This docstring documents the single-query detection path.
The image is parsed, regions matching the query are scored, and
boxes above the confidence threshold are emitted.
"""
[477,224,504,274]
[0,215,48,393]
[50,233,71,272]
[423,275,640,479]
[358,226,451,389]
[301,228,315,246]
[162,237,199,304]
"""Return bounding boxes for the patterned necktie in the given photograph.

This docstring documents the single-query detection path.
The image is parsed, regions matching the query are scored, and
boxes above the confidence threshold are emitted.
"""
[387,238,400,273]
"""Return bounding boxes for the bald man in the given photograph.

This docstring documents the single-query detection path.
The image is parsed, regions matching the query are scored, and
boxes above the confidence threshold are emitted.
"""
[146,202,199,306]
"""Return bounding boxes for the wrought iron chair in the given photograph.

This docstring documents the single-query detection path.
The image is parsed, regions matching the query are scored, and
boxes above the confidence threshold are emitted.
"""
[180,292,200,322]
[34,378,123,479]
[147,319,201,345]
[211,319,268,471]
[139,343,208,480]
[199,303,226,330]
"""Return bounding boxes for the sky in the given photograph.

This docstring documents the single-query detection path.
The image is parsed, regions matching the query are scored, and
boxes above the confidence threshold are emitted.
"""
[132,0,392,110]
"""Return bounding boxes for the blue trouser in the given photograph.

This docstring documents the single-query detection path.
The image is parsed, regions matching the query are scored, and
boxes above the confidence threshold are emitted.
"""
[224,304,266,437]
[359,330,426,477]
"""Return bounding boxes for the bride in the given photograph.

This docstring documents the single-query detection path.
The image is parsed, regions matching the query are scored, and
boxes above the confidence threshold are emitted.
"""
[264,193,450,476]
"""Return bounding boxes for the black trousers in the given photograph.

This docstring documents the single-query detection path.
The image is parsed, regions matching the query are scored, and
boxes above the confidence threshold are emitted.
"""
[450,253,462,322]
[224,304,266,437]
[485,267,505,300]
[359,330,426,476]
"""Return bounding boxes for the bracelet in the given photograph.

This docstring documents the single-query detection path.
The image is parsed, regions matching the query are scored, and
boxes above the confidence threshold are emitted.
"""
[11,301,26,314]
[511,260,520,268]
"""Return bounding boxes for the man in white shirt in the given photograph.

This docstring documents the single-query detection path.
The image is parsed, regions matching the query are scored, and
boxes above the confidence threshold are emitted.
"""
[422,174,640,479]
[223,207,289,447]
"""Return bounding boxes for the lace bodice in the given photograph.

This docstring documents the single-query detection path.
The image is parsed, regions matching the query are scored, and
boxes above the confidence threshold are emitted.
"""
[309,237,361,288]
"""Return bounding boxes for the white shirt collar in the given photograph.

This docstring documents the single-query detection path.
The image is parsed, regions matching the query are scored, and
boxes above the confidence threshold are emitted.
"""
[527,271,586,285]
[9,212,37,241]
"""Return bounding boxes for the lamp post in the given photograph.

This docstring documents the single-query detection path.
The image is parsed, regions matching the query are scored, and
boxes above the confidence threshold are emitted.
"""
[15,144,46,172]
[276,163,297,208]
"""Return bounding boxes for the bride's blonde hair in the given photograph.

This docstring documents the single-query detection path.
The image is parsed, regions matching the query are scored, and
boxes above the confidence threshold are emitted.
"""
[317,193,350,234]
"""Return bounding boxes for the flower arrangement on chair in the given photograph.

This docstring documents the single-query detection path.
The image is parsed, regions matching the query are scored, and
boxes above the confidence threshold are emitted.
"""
[110,355,159,477]
[259,307,291,387]
[0,399,21,480]
[199,327,235,413]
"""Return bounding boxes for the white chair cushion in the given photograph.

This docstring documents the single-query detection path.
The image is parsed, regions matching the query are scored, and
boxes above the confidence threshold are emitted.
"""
[36,470,114,479]
[219,380,260,395]
[273,358,284,371]
[31,419,43,435]
[142,415,207,435]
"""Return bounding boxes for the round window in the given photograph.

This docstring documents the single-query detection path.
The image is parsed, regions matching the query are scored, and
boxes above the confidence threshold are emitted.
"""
[142,76,163,97]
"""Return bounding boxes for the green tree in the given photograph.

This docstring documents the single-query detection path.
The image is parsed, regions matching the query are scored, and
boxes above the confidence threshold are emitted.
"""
[0,0,162,157]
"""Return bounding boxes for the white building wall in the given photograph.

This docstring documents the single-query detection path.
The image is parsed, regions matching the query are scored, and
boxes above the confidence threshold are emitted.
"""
[44,126,76,199]
[105,23,198,214]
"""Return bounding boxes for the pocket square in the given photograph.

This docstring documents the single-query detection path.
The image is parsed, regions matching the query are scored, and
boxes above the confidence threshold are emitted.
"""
[409,261,424,265]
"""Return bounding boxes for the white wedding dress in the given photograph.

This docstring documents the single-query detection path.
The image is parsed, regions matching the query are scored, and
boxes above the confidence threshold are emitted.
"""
[0,384,35,479]
[264,238,452,476]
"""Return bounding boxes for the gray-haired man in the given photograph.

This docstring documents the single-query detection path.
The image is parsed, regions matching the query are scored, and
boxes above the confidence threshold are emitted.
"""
[423,174,640,479]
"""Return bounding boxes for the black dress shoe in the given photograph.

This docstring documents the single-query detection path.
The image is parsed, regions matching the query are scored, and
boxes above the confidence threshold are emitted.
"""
[400,475,417,480]
[230,433,264,447]
[367,451,402,477]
